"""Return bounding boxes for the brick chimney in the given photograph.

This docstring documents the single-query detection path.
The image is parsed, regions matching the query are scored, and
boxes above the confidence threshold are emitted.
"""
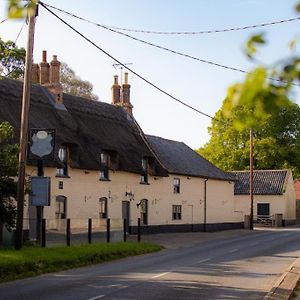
[111,75,121,104]
[33,51,63,104]
[39,50,49,85]
[47,55,63,104]
[121,73,133,115]
[31,63,39,84]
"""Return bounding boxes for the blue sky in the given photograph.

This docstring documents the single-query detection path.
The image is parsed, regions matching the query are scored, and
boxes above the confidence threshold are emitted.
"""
[0,0,299,149]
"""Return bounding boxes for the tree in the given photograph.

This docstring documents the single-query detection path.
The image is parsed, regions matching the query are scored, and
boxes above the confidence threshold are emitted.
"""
[200,3,300,178]
[0,36,98,100]
[60,62,98,100]
[0,122,18,244]
[0,37,26,79]
[199,83,300,177]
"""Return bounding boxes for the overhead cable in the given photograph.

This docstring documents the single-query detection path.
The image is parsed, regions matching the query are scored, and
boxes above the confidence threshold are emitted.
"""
[39,2,300,87]
[41,3,300,35]
[40,2,222,122]
[14,20,26,45]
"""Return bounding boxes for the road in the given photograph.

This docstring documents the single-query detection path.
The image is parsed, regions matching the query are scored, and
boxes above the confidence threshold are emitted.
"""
[1,227,300,300]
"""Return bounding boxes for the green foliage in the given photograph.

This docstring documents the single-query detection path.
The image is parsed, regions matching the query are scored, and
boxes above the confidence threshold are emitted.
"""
[60,62,98,100]
[0,37,26,79]
[199,95,300,177]
[0,242,162,282]
[201,2,300,178]
[0,122,18,230]
[7,0,38,19]
[245,33,266,59]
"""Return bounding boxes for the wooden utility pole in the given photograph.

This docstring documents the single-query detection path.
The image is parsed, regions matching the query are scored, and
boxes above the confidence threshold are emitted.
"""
[15,6,37,250]
[249,128,254,231]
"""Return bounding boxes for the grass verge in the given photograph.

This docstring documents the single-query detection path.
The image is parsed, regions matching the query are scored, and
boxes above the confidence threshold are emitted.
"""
[0,242,162,283]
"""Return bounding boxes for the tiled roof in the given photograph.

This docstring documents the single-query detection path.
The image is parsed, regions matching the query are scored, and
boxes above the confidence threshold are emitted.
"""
[230,170,288,195]
[146,135,233,180]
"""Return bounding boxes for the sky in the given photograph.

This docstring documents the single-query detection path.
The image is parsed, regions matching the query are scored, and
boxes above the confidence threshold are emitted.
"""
[0,0,299,149]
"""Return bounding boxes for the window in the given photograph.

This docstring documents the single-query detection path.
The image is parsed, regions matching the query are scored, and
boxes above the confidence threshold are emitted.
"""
[172,205,182,220]
[257,203,270,217]
[140,158,148,184]
[99,197,108,218]
[173,178,180,193]
[100,152,109,180]
[140,199,148,225]
[55,196,66,219]
[56,146,68,177]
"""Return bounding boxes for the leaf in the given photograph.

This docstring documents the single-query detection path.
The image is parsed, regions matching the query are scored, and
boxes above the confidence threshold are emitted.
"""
[245,33,266,59]
[7,0,38,19]
[296,2,300,12]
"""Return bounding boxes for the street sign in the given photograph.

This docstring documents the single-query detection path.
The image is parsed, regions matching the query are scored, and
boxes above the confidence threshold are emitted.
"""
[30,176,51,206]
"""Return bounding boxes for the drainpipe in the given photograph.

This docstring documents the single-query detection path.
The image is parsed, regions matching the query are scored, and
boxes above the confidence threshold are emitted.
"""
[204,179,209,232]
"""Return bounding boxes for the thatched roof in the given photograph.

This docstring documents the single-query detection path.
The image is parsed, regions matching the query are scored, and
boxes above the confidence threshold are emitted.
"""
[230,170,289,195]
[146,135,233,180]
[0,78,167,176]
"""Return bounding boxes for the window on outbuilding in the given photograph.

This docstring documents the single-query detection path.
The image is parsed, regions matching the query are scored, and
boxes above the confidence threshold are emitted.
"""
[140,158,148,184]
[173,178,180,193]
[56,146,68,177]
[100,152,110,180]
[172,205,182,220]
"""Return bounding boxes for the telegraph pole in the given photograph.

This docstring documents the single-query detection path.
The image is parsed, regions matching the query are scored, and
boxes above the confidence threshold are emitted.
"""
[249,128,254,230]
[15,4,38,249]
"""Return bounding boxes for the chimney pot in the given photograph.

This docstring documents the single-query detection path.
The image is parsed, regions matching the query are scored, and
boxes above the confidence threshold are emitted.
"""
[111,75,121,104]
[42,50,47,63]
[124,72,128,85]
[114,75,118,85]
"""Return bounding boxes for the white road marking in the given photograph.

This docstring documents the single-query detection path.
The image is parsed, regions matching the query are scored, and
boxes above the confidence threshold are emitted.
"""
[151,272,170,279]
[86,295,105,300]
[228,248,239,253]
[197,258,211,263]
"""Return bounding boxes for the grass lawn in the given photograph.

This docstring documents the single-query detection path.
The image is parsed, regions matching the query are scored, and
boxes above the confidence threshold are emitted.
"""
[0,242,162,283]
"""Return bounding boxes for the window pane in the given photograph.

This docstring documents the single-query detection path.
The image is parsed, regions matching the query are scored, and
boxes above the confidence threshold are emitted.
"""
[58,147,66,162]
[101,153,108,164]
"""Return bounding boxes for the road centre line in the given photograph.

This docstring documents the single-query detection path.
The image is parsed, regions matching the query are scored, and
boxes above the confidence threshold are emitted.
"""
[86,295,105,300]
[228,248,239,253]
[151,272,170,279]
[197,258,211,263]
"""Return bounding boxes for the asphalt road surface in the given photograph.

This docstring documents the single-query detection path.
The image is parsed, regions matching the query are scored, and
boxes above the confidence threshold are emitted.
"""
[1,227,300,300]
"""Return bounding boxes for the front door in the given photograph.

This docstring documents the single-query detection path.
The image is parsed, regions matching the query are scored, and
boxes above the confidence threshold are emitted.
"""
[122,201,130,232]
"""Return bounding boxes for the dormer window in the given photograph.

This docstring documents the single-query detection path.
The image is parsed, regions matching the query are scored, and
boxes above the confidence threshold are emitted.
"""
[140,158,148,184]
[100,152,109,180]
[56,146,68,177]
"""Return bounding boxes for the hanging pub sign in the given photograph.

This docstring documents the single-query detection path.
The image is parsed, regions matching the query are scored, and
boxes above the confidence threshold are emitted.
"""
[28,128,55,160]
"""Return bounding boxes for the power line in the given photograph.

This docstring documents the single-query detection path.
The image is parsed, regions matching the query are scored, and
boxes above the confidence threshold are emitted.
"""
[0,19,8,24]
[41,2,300,35]
[14,19,26,45]
[39,2,300,87]
[39,2,221,122]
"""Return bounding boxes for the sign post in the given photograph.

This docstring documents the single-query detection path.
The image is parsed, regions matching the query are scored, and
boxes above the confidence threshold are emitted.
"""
[29,129,55,244]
